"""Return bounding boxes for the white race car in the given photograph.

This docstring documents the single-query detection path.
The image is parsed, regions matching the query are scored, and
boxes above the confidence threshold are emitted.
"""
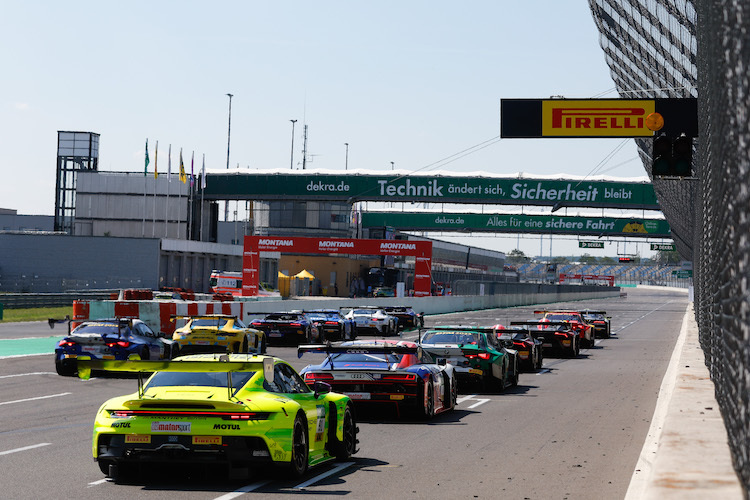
[343,307,398,336]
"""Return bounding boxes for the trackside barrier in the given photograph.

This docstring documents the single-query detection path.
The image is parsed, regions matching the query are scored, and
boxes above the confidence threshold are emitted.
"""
[72,285,620,335]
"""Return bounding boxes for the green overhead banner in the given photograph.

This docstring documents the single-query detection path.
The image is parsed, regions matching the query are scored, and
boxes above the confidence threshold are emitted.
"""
[361,212,671,238]
[204,172,660,209]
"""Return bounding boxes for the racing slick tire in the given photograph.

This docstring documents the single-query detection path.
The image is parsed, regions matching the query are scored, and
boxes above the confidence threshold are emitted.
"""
[306,327,314,343]
[288,413,309,477]
[423,381,435,419]
[140,346,150,361]
[169,344,180,360]
[55,358,76,377]
[451,377,458,409]
[241,338,249,353]
[260,336,267,354]
[329,403,358,460]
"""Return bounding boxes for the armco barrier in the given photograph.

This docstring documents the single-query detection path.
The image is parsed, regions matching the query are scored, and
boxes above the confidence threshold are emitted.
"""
[73,285,620,335]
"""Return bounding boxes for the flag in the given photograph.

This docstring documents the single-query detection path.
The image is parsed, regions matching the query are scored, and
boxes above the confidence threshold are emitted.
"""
[168,144,172,182]
[144,139,150,176]
[201,154,206,189]
[179,148,187,183]
[190,151,194,187]
[154,140,159,179]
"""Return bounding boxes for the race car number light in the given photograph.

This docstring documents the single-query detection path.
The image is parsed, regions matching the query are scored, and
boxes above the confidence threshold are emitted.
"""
[464,353,491,360]
[380,373,417,382]
[304,372,334,381]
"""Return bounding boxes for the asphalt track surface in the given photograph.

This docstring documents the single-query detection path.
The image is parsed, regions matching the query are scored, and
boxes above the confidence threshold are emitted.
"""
[0,287,688,499]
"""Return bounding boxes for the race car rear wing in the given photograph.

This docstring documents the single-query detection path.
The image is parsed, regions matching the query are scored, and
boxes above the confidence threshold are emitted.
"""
[76,354,276,400]
[425,325,496,334]
[297,343,419,358]
[510,321,573,329]
[169,314,238,321]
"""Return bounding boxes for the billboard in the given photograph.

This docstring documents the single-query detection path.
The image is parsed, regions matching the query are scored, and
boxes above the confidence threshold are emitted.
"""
[205,173,659,209]
[501,98,698,138]
[242,236,433,297]
[361,212,671,238]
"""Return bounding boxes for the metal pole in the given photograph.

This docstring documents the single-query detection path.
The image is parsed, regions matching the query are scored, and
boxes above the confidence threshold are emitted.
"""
[290,119,297,169]
[224,93,233,221]
[345,143,349,170]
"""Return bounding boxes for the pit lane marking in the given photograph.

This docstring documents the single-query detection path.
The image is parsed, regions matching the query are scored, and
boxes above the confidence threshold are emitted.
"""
[613,300,678,335]
[0,443,51,456]
[213,480,271,499]
[456,394,490,409]
[87,478,109,487]
[0,392,71,406]
[293,461,355,490]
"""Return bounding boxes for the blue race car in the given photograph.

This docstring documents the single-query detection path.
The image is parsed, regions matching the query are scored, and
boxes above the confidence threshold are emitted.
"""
[54,318,176,376]
[298,340,457,419]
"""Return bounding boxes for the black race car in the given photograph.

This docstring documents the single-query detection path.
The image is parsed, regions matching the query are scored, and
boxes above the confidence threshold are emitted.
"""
[249,312,318,346]
[382,306,424,330]
[510,320,580,358]
[495,325,544,372]
[580,310,612,338]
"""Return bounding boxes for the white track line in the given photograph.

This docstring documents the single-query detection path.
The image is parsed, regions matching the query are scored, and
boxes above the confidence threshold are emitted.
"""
[87,478,109,487]
[0,392,71,406]
[293,461,355,490]
[0,372,56,379]
[0,443,51,456]
[213,480,271,499]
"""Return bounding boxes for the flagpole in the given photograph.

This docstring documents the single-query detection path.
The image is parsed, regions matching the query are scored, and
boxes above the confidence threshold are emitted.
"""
[166,144,171,238]
[143,139,149,238]
[152,140,158,237]
[200,153,206,241]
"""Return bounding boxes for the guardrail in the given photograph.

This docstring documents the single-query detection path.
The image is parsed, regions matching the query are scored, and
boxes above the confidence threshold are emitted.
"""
[0,291,117,309]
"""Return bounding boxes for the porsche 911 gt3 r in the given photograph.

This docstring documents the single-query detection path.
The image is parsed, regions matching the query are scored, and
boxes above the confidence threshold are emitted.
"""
[76,354,358,481]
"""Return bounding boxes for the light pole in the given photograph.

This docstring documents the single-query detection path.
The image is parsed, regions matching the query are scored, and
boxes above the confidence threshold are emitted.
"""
[391,161,394,170]
[290,119,297,170]
[345,143,349,170]
[224,93,233,221]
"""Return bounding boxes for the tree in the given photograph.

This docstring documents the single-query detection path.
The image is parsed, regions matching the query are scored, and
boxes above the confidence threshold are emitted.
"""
[580,253,598,264]
[507,249,530,264]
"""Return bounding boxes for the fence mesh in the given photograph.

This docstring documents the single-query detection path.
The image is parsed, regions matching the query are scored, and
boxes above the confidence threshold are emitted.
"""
[589,0,750,491]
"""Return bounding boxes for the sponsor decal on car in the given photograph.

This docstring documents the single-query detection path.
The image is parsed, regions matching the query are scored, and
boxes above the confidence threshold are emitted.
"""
[125,434,151,443]
[193,436,222,445]
[151,421,191,433]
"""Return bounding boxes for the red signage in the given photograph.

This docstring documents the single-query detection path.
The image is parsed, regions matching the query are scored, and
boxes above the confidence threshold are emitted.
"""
[242,236,433,297]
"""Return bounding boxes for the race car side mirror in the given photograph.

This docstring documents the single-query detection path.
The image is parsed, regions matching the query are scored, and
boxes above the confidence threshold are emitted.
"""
[263,357,274,384]
[313,381,331,398]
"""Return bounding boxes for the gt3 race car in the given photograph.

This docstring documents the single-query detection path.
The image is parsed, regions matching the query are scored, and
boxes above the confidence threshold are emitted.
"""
[535,310,595,348]
[382,306,424,330]
[250,312,319,346]
[494,325,544,372]
[171,315,266,355]
[342,307,398,336]
[304,309,356,342]
[298,340,456,419]
[420,326,518,393]
[511,320,580,358]
[53,318,176,376]
[580,310,612,338]
[76,354,358,481]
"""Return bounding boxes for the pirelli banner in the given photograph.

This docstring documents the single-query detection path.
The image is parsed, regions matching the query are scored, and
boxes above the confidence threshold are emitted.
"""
[361,212,671,238]
[206,173,659,209]
[500,98,698,138]
[242,236,433,297]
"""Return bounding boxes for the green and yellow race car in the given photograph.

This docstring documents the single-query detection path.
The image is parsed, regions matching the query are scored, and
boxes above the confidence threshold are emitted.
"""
[171,315,267,355]
[77,353,358,481]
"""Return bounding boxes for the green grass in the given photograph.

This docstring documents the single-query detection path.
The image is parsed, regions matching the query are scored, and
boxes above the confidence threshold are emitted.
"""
[0,306,73,323]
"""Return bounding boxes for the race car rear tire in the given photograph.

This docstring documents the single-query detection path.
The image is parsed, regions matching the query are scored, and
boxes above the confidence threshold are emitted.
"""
[55,358,75,377]
[140,347,150,361]
[241,338,249,353]
[170,344,180,360]
[288,414,309,477]
[329,404,357,460]
[260,337,267,354]
[451,377,458,408]
[422,381,435,419]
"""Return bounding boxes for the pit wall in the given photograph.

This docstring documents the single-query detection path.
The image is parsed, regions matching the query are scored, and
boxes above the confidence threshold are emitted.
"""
[74,284,620,335]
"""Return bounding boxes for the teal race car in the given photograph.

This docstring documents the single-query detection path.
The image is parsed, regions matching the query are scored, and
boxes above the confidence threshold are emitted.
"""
[420,326,518,393]
[77,353,358,481]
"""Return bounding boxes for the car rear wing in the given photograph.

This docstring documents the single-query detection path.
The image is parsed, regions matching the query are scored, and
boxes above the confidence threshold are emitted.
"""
[76,354,276,399]
[170,314,237,321]
[298,343,419,358]
[425,325,496,334]
[510,321,573,329]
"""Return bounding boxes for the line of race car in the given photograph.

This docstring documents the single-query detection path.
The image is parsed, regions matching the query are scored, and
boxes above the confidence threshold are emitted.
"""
[50,306,611,483]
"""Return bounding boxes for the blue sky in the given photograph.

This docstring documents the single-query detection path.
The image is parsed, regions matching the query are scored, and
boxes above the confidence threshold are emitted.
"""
[2,1,661,258]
